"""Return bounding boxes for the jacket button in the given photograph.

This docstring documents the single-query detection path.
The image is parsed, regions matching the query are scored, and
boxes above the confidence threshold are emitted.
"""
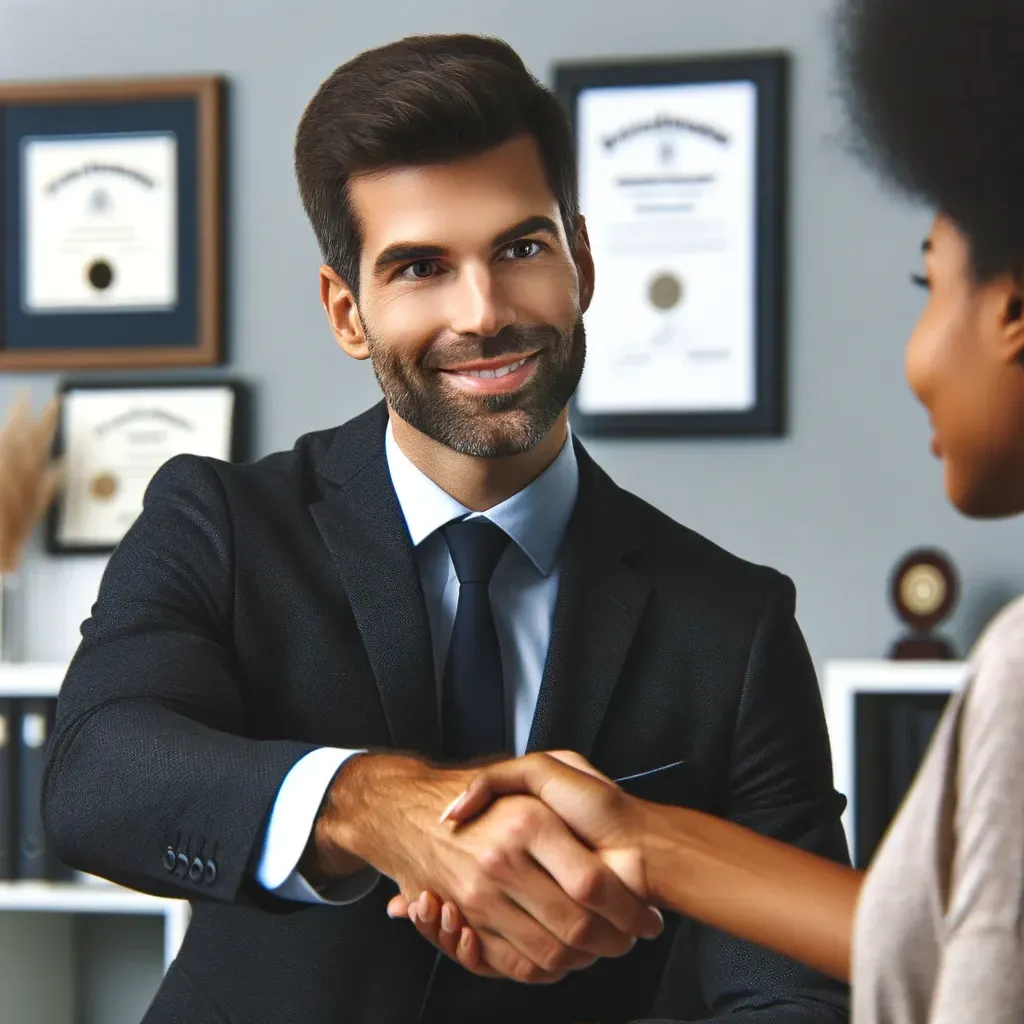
[176,852,190,875]
[189,857,204,883]
[204,859,218,885]
[163,847,176,872]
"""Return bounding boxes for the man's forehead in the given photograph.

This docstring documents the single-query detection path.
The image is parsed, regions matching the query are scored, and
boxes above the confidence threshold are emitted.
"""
[349,136,560,251]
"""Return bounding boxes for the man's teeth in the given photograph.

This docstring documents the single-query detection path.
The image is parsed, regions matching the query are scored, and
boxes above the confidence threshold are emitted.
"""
[465,357,528,379]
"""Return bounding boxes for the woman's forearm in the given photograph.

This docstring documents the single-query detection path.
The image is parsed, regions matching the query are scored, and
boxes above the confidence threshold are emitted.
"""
[642,803,863,983]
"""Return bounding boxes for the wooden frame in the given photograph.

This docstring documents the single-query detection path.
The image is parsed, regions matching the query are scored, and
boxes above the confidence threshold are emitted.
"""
[556,53,788,437]
[0,75,225,370]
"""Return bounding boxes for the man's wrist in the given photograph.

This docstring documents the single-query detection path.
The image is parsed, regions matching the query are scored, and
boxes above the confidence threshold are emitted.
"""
[301,750,445,885]
[299,752,375,884]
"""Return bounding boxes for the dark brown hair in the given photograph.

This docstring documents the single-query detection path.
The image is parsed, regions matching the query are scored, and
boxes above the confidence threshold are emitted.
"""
[294,34,580,295]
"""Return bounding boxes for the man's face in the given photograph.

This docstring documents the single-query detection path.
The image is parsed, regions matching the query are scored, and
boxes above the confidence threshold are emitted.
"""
[343,134,593,458]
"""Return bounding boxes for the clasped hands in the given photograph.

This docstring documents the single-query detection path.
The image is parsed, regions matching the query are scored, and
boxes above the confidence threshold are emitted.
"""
[384,750,664,983]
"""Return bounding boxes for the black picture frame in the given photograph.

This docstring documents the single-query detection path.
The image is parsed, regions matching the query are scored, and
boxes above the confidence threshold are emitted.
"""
[46,377,250,556]
[0,75,226,371]
[555,52,788,437]
[853,691,953,868]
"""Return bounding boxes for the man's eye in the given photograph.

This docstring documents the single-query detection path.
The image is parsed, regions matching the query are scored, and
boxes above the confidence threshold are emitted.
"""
[506,240,542,260]
[401,261,436,280]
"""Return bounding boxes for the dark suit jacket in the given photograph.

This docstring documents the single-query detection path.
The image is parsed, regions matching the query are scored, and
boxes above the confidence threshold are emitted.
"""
[41,401,851,1024]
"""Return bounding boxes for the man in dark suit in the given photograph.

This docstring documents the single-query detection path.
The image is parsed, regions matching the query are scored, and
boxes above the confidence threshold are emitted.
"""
[41,33,851,1024]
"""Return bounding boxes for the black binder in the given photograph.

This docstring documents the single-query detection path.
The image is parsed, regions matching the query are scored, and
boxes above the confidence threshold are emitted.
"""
[0,698,13,880]
[16,697,57,880]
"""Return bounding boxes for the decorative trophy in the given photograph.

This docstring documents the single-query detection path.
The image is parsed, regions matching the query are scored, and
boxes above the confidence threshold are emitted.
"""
[887,548,959,660]
[0,393,63,661]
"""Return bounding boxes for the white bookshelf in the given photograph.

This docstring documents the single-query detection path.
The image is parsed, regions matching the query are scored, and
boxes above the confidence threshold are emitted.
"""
[1,662,190,1024]
[822,659,968,859]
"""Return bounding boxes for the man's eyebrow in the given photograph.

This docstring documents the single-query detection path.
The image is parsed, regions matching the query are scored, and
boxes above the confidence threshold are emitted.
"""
[371,215,562,279]
[491,215,561,249]
[372,242,447,277]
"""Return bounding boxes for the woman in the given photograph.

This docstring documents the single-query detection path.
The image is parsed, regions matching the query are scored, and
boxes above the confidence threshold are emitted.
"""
[392,0,1024,1019]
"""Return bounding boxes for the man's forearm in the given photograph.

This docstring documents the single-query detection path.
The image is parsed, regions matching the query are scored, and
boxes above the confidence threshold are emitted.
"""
[643,803,863,983]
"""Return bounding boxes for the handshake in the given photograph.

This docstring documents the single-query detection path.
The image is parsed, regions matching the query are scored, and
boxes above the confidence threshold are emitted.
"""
[307,750,670,985]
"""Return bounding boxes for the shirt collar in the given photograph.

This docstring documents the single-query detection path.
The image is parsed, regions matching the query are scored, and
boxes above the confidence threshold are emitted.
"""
[384,419,578,576]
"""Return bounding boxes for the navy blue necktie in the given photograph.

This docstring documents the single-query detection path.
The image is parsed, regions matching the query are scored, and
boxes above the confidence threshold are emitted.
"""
[441,518,511,762]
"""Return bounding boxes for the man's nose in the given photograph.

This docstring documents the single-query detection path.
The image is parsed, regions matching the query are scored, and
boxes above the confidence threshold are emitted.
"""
[447,264,515,338]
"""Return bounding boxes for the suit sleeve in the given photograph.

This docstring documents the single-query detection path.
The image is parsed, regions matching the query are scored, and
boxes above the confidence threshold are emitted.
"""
[41,454,320,909]
[638,573,852,1023]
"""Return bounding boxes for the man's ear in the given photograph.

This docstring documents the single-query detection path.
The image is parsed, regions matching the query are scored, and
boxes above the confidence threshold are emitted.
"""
[574,215,596,314]
[999,273,1024,366]
[320,265,369,360]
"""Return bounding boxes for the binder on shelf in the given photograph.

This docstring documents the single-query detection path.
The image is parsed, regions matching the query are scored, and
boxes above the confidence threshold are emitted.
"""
[16,697,70,881]
[0,699,13,880]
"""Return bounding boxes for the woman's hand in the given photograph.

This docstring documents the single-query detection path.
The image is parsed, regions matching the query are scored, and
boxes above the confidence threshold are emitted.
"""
[387,751,661,980]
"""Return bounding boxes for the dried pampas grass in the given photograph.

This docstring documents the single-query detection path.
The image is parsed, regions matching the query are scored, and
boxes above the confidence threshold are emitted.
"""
[0,392,63,574]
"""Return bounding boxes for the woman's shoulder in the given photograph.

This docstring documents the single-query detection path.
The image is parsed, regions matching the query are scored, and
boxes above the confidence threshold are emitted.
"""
[970,594,1024,667]
[962,595,1024,737]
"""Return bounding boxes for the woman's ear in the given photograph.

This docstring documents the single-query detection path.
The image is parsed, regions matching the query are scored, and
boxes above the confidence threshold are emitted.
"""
[320,265,369,360]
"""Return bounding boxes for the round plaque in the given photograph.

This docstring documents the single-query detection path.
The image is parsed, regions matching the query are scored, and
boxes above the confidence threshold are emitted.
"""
[890,548,958,632]
[87,258,115,291]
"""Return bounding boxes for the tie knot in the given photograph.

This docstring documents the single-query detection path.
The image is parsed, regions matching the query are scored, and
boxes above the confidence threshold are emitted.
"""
[442,518,510,584]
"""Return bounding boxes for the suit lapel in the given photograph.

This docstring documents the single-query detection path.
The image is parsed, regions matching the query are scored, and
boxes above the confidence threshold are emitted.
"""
[309,403,441,759]
[526,443,651,758]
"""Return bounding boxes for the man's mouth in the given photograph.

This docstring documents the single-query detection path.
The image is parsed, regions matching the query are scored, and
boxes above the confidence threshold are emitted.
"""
[439,353,539,393]
[462,356,530,379]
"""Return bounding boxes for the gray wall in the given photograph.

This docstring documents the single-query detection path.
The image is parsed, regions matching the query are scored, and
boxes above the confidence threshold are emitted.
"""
[2,0,1023,671]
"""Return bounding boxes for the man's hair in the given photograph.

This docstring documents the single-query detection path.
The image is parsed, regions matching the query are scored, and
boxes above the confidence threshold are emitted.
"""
[835,0,1024,280]
[294,34,579,295]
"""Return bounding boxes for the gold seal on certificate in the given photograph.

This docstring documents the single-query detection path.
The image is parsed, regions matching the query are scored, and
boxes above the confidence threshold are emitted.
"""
[649,272,684,311]
[88,471,119,502]
[48,382,243,554]
[22,132,178,314]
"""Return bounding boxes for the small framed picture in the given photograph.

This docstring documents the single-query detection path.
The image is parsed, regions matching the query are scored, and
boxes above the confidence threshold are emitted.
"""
[0,75,226,371]
[823,660,966,868]
[46,379,249,555]
[556,52,788,437]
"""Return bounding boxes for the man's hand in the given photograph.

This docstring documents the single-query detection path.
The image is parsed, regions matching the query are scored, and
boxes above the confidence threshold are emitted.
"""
[387,751,666,979]
[306,751,663,984]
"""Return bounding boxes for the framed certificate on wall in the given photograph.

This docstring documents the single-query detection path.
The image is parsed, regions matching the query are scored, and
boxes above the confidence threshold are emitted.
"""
[46,379,249,555]
[556,53,788,437]
[0,75,226,371]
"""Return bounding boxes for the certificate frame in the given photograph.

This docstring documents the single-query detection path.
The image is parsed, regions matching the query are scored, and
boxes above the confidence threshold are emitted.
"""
[556,52,788,437]
[46,377,250,556]
[0,75,226,371]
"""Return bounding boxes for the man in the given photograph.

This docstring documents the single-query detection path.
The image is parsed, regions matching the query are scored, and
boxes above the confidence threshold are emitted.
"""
[41,34,851,1024]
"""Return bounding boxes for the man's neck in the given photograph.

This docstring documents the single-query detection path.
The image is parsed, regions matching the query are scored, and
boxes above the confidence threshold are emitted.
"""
[388,411,569,512]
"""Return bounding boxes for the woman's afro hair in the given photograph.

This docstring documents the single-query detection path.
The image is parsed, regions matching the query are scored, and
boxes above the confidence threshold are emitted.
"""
[836,0,1024,279]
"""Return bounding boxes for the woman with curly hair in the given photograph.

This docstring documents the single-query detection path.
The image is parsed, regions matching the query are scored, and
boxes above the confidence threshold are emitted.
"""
[396,1,1024,1019]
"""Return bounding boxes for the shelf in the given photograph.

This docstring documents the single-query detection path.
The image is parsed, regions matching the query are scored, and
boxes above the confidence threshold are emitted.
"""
[0,880,174,914]
[0,662,66,698]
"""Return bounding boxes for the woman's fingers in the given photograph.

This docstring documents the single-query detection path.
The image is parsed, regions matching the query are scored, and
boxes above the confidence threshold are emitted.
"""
[441,753,629,854]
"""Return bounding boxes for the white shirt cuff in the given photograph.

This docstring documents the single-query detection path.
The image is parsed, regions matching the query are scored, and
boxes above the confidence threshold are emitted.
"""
[254,747,380,905]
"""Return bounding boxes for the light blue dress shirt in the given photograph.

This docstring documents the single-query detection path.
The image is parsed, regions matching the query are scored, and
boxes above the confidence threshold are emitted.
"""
[253,421,579,904]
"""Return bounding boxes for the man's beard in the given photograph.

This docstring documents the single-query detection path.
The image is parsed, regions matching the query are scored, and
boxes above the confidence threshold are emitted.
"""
[365,316,586,458]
